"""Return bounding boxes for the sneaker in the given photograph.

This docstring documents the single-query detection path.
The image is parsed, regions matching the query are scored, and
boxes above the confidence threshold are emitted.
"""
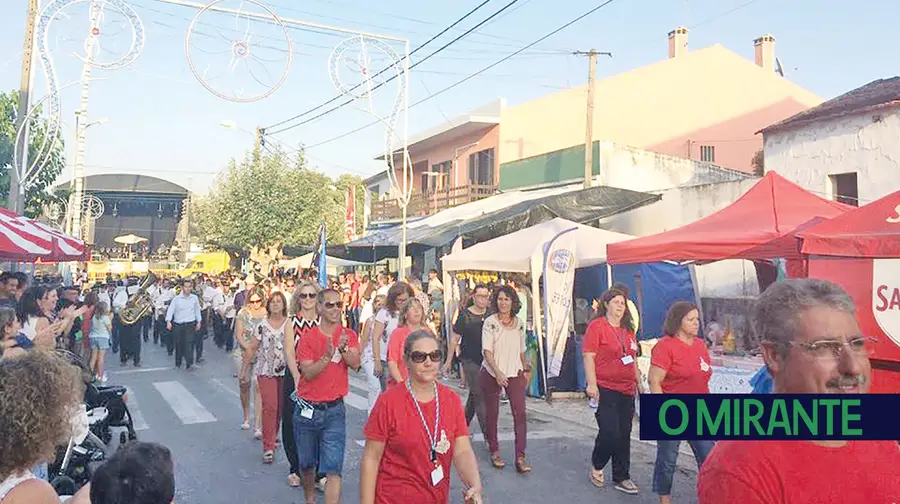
[316,477,327,492]
[614,479,639,495]
[254,429,262,440]
[101,373,109,383]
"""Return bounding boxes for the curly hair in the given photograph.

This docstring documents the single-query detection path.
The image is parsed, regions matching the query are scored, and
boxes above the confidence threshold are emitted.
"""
[386,282,414,314]
[0,350,84,479]
[663,301,699,337]
[490,285,522,316]
[398,297,426,326]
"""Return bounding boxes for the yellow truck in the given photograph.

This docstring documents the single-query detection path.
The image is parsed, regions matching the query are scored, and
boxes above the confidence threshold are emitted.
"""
[179,251,231,277]
[85,251,232,282]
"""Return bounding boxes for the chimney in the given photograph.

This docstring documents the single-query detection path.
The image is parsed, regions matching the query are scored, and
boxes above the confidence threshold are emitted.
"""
[754,34,776,73]
[668,26,688,58]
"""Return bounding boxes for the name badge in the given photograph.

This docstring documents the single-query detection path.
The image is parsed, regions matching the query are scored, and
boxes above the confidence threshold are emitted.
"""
[621,355,634,365]
[301,407,314,419]
[331,351,342,364]
[430,465,444,486]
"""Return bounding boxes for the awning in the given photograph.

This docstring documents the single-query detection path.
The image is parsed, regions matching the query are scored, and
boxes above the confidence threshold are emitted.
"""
[799,189,900,258]
[0,208,88,262]
[606,172,851,265]
[344,183,660,260]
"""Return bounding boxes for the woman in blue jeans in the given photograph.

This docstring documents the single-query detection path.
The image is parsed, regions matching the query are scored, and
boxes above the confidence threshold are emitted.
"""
[648,302,715,504]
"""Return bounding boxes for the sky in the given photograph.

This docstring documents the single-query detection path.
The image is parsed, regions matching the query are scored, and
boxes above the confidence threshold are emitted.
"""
[1,0,896,195]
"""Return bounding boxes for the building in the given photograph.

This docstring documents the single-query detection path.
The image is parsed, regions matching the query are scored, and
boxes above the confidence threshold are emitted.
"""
[760,76,900,206]
[499,29,821,184]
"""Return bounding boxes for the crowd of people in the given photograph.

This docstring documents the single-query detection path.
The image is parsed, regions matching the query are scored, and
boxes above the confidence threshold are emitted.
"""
[1,264,898,503]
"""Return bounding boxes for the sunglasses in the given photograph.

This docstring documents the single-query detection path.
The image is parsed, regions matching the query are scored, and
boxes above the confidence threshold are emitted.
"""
[297,293,316,299]
[409,350,443,364]
[248,298,263,304]
[323,301,343,309]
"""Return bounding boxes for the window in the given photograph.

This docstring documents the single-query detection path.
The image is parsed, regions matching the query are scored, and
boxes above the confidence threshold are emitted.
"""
[700,145,715,163]
[412,160,428,192]
[829,172,859,207]
[468,148,495,186]
[432,161,452,190]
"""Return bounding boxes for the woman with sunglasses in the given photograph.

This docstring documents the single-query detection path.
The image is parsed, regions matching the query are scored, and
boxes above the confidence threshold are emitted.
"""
[371,282,413,391]
[481,285,532,473]
[234,287,267,437]
[386,298,430,388]
[361,330,483,504]
[284,280,323,488]
[359,294,387,415]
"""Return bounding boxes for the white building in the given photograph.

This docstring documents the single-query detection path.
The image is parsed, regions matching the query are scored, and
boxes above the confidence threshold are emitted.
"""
[760,76,900,206]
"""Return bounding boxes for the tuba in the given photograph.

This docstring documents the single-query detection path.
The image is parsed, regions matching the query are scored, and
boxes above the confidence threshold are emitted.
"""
[119,272,158,326]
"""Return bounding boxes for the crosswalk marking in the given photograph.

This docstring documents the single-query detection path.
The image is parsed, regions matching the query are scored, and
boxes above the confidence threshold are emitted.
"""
[125,391,149,431]
[354,430,566,447]
[111,366,171,375]
[345,391,368,411]
[153,381,217,425]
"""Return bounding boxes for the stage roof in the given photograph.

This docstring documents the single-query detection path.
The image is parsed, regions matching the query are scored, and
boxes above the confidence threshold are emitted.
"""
[73,174,190,195]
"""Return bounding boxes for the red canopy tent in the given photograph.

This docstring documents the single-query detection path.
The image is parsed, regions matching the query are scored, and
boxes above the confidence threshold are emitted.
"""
[0,207,87,262]
[606,172,851,265]
[798,189,900,257]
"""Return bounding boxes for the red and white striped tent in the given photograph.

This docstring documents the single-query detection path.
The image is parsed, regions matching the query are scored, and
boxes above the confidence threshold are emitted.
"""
[0,207,88,262]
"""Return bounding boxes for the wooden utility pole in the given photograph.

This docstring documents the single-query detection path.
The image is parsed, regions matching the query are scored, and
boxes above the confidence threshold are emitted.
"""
[574,50,611,189]
[10,0,39,212]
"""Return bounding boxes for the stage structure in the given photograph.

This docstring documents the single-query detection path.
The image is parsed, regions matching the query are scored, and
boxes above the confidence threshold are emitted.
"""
[160,0,414,274]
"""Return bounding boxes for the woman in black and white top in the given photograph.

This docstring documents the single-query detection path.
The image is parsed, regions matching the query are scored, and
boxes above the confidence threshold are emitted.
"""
[444,284,491,438]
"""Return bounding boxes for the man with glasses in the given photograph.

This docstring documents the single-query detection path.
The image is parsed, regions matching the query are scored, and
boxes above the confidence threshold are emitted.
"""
[165,279,202,371]
[698,278,900,503]
[293,289,361,504]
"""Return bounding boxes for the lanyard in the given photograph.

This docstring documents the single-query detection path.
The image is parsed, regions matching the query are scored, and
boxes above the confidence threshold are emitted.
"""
[612,325,628,356]
[406,379,440,463]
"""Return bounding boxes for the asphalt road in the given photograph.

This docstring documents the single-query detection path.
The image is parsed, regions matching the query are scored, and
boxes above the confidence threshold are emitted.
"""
[104,337,699,503]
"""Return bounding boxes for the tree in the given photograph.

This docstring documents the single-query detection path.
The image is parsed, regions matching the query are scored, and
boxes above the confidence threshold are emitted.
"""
[194,146,356,273]
[751,149,765,177]
[0,90,66,217]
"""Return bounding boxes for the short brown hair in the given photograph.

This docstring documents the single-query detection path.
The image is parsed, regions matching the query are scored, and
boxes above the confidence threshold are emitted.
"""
[663,301,699,336]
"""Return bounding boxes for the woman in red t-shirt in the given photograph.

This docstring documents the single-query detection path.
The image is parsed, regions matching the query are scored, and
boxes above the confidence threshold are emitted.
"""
[648,301,714,504]
[361,329,483,504]
[386,298,430,388]
[583,287,641,495]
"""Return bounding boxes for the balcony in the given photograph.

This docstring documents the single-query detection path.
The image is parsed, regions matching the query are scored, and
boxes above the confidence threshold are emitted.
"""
[370,183,497,222]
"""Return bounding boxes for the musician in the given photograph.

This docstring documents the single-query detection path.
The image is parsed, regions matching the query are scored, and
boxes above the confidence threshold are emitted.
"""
[198,275,218,364]
[117,278,143,367]
[155,279,175,354]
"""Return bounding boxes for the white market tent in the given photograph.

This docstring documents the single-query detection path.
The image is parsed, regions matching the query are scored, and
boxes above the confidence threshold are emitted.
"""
[280,253,369,275]
[441,217,634,273]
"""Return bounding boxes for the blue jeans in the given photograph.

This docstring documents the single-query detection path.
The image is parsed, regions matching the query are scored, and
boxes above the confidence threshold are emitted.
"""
[652,439,715,495]
[293,401,347,475]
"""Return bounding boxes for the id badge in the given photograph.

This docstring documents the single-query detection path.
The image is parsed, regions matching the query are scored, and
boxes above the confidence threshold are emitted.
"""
[331,351,342,364]
[430,465,444,486]
[621,355,634,365]
[301,407,314,419]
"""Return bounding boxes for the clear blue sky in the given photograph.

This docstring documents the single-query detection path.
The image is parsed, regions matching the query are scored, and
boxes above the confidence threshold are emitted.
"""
[1,0,895,194]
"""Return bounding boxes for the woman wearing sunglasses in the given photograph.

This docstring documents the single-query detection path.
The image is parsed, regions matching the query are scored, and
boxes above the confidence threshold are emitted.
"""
[234,287,267,437]
[284,280,324,489]
[386,298,430,388]
[361,330,483,504]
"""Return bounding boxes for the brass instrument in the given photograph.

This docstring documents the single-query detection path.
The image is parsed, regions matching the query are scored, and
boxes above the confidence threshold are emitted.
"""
[119,272,158,326]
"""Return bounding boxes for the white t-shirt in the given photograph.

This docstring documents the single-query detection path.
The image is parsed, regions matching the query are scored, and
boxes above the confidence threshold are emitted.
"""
[482,314,526,379]
[373,307,399,361]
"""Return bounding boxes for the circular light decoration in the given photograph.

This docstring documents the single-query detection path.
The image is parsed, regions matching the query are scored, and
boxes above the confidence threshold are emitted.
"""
[185,0,293,103]
[82,195,105,222]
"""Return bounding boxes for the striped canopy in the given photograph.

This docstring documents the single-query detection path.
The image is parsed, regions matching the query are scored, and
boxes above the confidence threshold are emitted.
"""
[0,208,88,262]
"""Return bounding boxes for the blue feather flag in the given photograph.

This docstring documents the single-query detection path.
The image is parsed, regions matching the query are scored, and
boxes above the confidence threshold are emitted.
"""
[311,223,327,288]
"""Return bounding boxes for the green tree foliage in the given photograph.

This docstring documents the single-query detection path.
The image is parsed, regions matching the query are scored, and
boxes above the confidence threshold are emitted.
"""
[0,90,66,217]
[751,149,765,177]
[194,147,366,271]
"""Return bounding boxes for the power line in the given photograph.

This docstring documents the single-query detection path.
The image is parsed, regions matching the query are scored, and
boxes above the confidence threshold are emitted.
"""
[300,0,620,150]
[264,0,522,133]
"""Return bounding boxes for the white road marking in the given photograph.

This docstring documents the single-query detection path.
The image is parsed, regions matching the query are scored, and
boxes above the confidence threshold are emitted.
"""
[210,378,240,399]
[348,375,369,392]
[354,430,566,447]
[110,366,170,375]
[345,390,368,411]
[153,381,217,425]
[125,391,149,431]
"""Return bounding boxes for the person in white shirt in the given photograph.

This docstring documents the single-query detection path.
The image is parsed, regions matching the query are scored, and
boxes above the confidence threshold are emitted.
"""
[165,279,202,370]
[210,279,228,350]
[155,280,175,353]
[112,281,129,355]
[196,276,218,363]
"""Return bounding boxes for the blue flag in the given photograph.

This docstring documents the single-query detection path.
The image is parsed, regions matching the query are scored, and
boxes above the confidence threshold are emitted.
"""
[313,223,327,288]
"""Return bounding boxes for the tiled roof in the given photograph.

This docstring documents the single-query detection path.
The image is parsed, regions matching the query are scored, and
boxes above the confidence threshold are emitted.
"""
[760,76,900,134]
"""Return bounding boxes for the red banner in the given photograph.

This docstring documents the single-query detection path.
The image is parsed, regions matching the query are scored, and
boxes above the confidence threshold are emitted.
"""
[345,186,356,243]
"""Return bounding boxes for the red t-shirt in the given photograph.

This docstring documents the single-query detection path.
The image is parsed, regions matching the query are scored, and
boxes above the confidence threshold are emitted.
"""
[364,382,469,504]
[386,326,413,388]
[583,317,638,395]
[650,336,712,394]
[296,325,360,402]
[698,439,900,504]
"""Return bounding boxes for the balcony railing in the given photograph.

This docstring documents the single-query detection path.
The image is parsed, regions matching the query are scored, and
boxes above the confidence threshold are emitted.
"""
[370,183,497,222]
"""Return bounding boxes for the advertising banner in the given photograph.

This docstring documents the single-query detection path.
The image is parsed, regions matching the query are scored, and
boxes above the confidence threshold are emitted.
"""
[542,227,578,378]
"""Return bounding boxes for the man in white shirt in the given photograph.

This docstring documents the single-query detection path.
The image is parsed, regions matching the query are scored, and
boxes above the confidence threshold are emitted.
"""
[195,276,217,364]
[210,278,227,350]
[154,279,175,354]
[112,281,129,355]
[165,279,202,370]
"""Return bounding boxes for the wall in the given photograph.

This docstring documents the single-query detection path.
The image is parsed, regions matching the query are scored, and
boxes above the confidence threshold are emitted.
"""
[393,125,500,192]
[598,178,762,297]
[499,44,821,173]
[366,175,395,200]
[763,108,900,204]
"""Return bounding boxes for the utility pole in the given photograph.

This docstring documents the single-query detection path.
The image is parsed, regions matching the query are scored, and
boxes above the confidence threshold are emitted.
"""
[10,0,39,212]
[70,0,103,239]
[254,127,265,150]
[574,50,611,189]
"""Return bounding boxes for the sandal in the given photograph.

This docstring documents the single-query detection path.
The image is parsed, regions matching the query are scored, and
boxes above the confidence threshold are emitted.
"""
[262,451,274,464]
[614,479,639,495]
[515,456,532,474]
[490,453,506,469]
[590,468,605,488]
[287,473,301,487]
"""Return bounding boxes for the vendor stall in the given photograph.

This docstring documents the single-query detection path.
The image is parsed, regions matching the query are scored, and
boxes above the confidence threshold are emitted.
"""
[0,207,88,262]
[797,189,900,392]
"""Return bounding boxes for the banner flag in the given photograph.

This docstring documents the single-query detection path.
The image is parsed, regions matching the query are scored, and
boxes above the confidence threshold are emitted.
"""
[542,227,578,378]
[345,186,357,243]
[311,222,327,288]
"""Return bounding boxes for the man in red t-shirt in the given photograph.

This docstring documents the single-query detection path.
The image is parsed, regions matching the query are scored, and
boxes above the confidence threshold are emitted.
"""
[698,278,900,503]
[294,288,361,504]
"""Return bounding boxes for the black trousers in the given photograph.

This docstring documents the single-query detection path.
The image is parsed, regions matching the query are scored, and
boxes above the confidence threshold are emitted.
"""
[119,322,141,365]
[111,316,121,353]
[195,309,209,361]
[591,387,635,482]
[173,323,196,368]
[224,317,234,352]
[160,317,174,354]
[281,374,299,475]
[213,313,226,348]
[141,316,152,342]
[154,315,166,345]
